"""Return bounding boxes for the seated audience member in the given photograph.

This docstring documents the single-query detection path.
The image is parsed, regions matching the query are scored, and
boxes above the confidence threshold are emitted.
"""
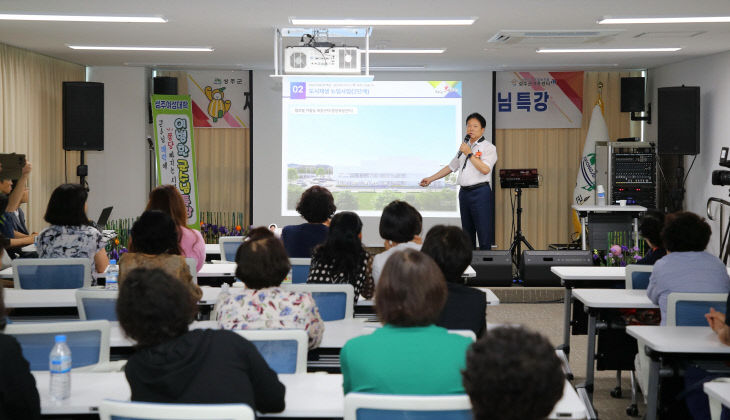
[462,326,564,420]
[647,211,730,325]
[341,249,472,394]
[421,225,486,337]
[35,183,109,275]
[636,211,666,265]
[145,185,206,271]
[214,228,324,349]
[372,200,422,283]
[119,210,201,301]
[118,268,285,412]
[281,186,335,258]
[0,162,36,254]
[307,211,374,302]
[0,284,41,420]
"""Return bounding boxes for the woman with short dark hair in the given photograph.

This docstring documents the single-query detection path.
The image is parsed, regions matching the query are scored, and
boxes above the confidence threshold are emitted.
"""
[340,249,472,394]
[214,228,324,348]
[146,185,206,271]
[119,210,201,302]
[372,200,422,284]
[118,268,285,412]
[35,184,109,275]
[281,186,336,257]
[307,211,374,302]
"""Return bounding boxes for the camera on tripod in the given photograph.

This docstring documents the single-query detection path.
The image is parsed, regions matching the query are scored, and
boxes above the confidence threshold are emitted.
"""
[712,147,730,186]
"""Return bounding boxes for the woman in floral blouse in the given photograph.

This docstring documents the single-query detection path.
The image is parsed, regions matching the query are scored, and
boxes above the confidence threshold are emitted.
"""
[213,228,324,349]
[35,184,109,277]
[307,211,374,303]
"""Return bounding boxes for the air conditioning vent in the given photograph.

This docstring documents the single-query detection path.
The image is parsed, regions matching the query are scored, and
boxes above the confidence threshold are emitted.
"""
[488,29,623,45]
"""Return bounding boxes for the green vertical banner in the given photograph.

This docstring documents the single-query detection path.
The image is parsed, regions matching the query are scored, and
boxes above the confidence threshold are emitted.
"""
[150,94,200,229]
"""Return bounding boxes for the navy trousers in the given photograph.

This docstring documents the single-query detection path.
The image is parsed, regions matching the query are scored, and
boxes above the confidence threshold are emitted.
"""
[458,183,493,250]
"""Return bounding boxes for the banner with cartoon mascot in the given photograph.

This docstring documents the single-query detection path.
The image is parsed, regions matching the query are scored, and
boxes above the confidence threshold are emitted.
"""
[187,71,250,128]
[150,94,200,229]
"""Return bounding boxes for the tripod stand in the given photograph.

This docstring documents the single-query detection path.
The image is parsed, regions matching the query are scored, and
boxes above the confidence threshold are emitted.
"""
[508,187,534,276]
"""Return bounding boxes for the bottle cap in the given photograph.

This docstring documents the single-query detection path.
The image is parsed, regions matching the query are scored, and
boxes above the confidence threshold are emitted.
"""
[55,334,66,343]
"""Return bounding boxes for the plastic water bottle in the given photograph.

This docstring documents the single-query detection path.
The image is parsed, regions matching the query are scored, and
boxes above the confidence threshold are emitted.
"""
[596,185,606,206]
[49,334,72,401]
[105,259,118,290]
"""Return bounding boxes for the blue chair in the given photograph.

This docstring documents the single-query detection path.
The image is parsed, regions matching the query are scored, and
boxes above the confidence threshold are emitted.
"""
[219,237,244,262]
[344,393,472,420]
[667,292,728,326]
[4,320,111,371]
[233,329,308,374]
[12,258,91,289]
[99,400,254,420]
[290,258,311,284]
[283,284,354,321]
[76,289,118,321]
[625,265,653,290]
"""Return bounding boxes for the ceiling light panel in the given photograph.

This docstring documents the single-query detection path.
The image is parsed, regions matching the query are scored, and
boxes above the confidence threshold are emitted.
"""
[0,14,166,23]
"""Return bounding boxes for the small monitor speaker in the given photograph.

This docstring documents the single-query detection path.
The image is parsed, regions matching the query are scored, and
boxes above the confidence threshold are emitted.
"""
[520,250,593,287]
[621,77,645,113]
[63,82,104,151]
[466,250,513,287]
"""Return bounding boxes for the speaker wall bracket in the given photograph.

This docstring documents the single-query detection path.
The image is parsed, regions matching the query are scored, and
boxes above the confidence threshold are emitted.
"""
[630,102,651,124]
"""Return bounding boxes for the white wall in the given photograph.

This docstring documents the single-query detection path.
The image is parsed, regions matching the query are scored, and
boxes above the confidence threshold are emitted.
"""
[647,51,730,255]
[252,71,494,245]
[85,67,150,221]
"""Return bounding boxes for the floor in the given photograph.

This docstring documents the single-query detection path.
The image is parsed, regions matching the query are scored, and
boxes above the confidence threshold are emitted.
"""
[487,302,648,420]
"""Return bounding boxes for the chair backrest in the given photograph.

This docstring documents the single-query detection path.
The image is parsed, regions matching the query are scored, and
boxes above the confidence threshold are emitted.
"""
[289,258,311,284]
[12,258,91,289]
[99,400,255,420]
[282,283,354,321]
[185,257,198,284]
[219,237,244,262]
[667,292,728,326]
[76,289,119,321]
[233,329,308,374]
[5,320,110,371]
[344,393,472,420]
[625,265,653,290]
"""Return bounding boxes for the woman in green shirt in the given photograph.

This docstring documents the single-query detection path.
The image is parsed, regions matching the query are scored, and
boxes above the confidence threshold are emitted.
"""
[340,248,473,395]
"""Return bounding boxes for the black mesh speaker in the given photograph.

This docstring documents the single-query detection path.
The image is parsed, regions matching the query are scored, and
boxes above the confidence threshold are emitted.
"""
[620,77,645,112]
[658,86,700,155]
[520,250,593,287]
[466,250,513,287]
[63,82,104,151]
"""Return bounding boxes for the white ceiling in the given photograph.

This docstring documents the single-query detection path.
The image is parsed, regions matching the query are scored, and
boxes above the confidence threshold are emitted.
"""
[0,0,729,71]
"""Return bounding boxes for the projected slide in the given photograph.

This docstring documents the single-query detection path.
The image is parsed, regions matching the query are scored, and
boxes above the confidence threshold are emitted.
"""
[282,78,462,217]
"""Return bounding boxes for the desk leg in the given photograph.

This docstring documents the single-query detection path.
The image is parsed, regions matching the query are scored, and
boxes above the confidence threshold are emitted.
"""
[584,310,597,402]
[646,356,661,420]
[581,216,587,250]
[633,216,640,249]
[560,286,573,359]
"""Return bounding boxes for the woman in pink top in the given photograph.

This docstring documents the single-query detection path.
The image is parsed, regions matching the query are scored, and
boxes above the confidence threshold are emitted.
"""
[145,185,206,271]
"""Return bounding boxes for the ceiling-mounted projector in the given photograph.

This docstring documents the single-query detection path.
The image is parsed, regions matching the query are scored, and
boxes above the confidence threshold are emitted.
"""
[284,46,360,74]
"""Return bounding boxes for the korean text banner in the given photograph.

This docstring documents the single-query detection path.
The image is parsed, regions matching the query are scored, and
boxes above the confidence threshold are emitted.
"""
[495,71,583,129]
[187,71,250,128]
[151,94,200,228]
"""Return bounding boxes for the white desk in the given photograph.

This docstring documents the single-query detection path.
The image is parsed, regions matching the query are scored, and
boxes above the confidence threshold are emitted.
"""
[572,204,646,250]
[357,287,499,307]
[627,326,730,420]
[551,266,626,363]
[572,288,657,404]
[704,381,730,419]
[34,371,587,419]
[205,243,220,255]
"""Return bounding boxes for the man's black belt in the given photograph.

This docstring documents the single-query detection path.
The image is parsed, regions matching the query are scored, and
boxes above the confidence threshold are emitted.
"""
[460,182,490,191]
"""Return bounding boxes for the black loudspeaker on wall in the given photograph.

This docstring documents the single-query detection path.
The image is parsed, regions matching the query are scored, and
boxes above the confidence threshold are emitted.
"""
[149,77,178,123]
[63,82,104,151]
[620,77,645,113]
[466,250,512,287]
[520,250,592,287]
[658,86,700,155]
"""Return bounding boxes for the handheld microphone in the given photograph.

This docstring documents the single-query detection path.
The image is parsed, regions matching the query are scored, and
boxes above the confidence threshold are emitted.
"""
[456,134,471,158]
